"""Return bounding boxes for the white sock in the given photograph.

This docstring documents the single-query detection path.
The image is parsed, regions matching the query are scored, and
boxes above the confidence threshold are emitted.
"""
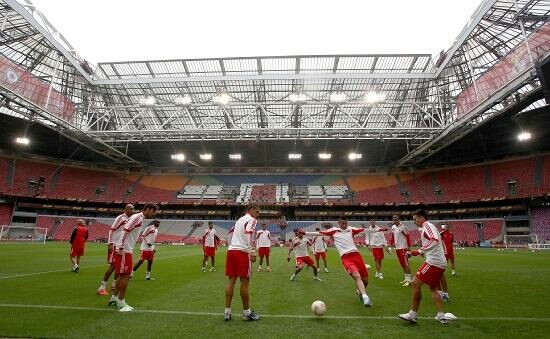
[452,270,456,274]
[224,308,231,314]
[243,309,251,316]
[100,281,106,289]
[118,298,125,306]
[109,295,117,302]
[361,293,368,299]
[409,310,417,317]
[406,274,412,281]
[437,312,445,318]
[111,280,116,288]
[146,271,151,276]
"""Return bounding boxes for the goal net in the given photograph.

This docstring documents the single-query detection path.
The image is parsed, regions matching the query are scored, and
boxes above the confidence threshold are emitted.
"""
[503,234,538,248]
[0,226,48,244]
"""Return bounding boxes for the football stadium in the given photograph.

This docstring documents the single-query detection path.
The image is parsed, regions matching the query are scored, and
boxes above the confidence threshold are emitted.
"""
[1,0,550,337]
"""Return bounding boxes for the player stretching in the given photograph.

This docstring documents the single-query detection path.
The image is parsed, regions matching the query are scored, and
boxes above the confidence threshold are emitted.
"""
[367,220,391,279]
[398,209,448,324]
[224,205,261,321]
[97,204,133,295]
[69,219,88,273]
[109,204,158,312]
[305,216,373,307]
[256,223,272,272]
[390,214,413,286]
[313,228,329,273]
[440,224,456,276]
[202,221,220,272]
[287,229,322,282]
[132,220,160,280]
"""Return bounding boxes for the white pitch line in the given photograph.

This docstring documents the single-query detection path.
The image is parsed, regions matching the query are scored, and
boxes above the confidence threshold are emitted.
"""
[0,303,549,322]
[0,253,196,280]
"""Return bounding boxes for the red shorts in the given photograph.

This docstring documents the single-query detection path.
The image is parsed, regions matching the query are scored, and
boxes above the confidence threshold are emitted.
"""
[115,253,133,275]
[445,250,455,261]
[396,249,409,268]
[416,262,445,288]
[296,256,315,267]
[372,247,384,261]
[70,246,84,257]
[204,246,216,257]
[140,250,155,261]
[341,252,369,279]
[225,250,251,278]
[315,252,327,260]
[258,247,270,258]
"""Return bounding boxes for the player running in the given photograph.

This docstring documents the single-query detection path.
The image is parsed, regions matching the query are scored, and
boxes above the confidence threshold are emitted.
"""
[97,204,134,295]
[201,221,220,272]
[132,220,160,280]
[108,203,158,312]
[69,219,88,273]
[440,223,456,276]
[256,223,272,272]
[313,228,329,273]
[398,209,448,324]
[366,220,391,280]
[287,229,322,282]
[390,214,413,286]
[305,216,375,307]
[224,205,261,321]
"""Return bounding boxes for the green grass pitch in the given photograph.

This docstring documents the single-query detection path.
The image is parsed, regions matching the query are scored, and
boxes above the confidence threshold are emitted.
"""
[0,243,549,338]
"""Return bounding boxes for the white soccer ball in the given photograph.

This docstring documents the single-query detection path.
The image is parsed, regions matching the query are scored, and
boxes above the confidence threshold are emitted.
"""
[311,300,326,316]
[365,264,371,270]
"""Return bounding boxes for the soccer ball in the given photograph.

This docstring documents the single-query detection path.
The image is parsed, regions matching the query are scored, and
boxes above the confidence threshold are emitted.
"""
[311,300,326,316]
[365,264,371,270]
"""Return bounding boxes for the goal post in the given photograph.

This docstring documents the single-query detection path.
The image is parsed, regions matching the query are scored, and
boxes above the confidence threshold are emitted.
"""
[0,225,48,244]
[503,234,538,249]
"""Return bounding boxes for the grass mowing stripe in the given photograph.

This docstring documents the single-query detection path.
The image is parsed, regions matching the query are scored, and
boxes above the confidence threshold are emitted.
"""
[1,303,549,322]
[0,253,198,280]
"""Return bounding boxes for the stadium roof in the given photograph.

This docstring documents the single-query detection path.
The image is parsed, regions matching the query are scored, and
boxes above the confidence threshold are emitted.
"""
[0,0,549,169]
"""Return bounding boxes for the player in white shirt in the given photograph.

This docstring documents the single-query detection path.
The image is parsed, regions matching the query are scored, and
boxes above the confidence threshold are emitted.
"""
[132,220,160,280]
[306,216,378,307]
[202,222,220,272]
[313,228,329,273]
[224,205,261,321]
[366,220,391,280]
[108,204,158,312]
[390,214,413,286]
[287,229,322,281]
[97,204,133,295]
[399,209,448,324]
[256,223,272,272]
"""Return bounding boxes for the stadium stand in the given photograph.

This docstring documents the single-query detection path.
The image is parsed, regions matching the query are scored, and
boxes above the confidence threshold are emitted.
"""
[1,155,550,205]
[531,207,550,241]
[0,203,13,226]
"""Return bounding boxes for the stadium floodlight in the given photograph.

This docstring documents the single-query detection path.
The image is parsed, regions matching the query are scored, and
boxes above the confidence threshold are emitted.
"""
[15,137,30,145]
[213,93,231,105]
[139,96,156,106]
[229,153,242,160]
[329,92,347,104]
[175,95,192,106]
[288,153,302,160]
[289,92,308,104]
[364,92,385,104]
[348,152,362,160]
[318,152,332,160]
[171,153,185,161]
[518,131,532,141]
[200,153,212,160]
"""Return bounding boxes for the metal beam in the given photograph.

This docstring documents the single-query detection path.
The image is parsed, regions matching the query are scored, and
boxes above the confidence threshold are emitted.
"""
[4,0,94,83]
[435,0,498,77]
[93,72,436,85]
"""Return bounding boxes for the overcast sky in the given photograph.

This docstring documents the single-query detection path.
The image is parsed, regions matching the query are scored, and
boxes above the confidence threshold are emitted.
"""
[31,0,482,64]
